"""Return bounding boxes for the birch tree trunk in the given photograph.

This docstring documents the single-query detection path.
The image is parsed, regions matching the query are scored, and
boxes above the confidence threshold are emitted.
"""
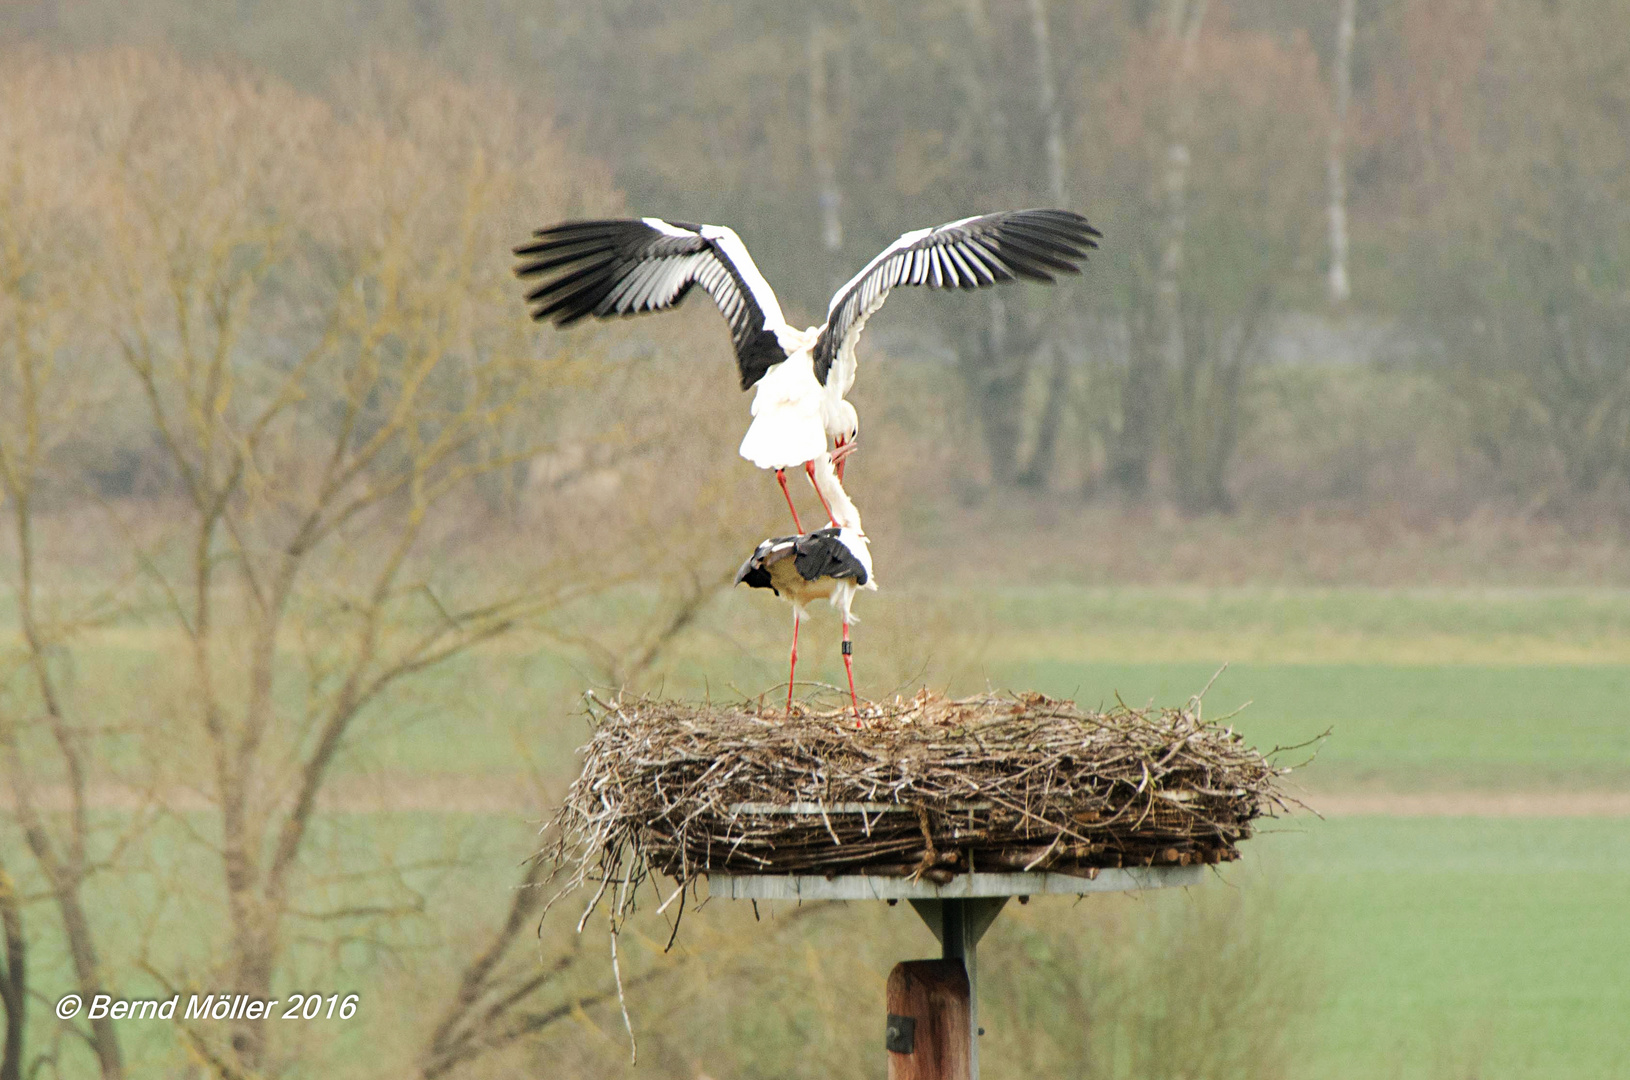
[1327,0,1356,305]
[1029,0,1067,208]
[808,22,844,262]
[1158,0,1208,371]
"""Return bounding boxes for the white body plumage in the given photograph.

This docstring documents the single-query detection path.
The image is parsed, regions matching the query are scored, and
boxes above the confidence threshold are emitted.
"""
[738,332,830,469]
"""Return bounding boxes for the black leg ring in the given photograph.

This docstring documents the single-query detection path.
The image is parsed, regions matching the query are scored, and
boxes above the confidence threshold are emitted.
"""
[841,640,852,655]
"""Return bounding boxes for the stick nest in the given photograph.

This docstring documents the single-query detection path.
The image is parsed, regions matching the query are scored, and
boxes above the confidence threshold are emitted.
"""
[543,689,1304,931]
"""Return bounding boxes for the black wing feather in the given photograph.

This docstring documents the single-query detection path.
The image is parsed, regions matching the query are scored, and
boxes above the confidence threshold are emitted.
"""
[514,218,788,390]
[792,528,869,587]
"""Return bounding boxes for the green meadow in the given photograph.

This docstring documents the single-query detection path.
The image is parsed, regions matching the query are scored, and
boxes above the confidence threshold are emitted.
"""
[9,585,1630,1077]
[347,585,1630,788]
[54,814,1630,1079]
[1262,815,1630,1080]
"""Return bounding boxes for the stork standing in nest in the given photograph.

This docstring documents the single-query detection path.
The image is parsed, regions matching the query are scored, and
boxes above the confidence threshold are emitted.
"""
[735,453,873,716]
[513,210,1101,531]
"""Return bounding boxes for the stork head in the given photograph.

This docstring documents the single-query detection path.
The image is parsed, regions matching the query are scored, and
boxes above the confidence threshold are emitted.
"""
[830,399,859,445]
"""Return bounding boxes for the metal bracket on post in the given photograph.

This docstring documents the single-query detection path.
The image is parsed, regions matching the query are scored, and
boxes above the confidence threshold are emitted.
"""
[908,896,1007,1079]
[885,1013,917,1053]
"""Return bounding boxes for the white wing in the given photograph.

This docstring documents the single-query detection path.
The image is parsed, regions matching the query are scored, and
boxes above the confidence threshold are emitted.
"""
[811,209,1101,387]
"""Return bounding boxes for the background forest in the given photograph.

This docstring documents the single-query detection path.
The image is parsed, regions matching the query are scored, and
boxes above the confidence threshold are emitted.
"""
[2,2,1628,1079]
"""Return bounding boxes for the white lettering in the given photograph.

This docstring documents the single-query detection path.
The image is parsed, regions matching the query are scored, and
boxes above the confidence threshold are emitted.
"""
[157,996,178,1020]
[210,996,231,1020]
[110,1001,129,1019]
[87,995,111,1019]
[185,995,213,1020]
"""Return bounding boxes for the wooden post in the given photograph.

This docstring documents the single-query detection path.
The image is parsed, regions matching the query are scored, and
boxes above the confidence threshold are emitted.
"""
[886,960,971,1080]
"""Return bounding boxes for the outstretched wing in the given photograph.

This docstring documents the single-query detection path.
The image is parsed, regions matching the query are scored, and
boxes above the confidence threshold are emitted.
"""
[811,209,1101,384]
[514,217,792,390]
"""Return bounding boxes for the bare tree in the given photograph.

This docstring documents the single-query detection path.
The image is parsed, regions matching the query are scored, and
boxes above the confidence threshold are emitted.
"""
[0,50,640,1076]
[937,0,1088,489]
[1085,16,1330,511]
[0,91,138,1079]
[1137,0,1208,498]
[951,0,1034,486]
[102,65,623,1071]
[1014,0,1074,489]
[1092,2,1204,500]
[1,48,795,1078]
[1156,0,1207,367]
[1385,0,1630,501]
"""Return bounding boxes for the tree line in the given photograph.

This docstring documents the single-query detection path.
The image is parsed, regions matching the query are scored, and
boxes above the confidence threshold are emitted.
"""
[9,0,1626,510]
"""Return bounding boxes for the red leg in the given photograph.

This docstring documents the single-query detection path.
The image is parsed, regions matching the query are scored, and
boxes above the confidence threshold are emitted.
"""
[776,469,803,532]
[786,610,801,714]
[805,460,837,526]
[842,618,860,721]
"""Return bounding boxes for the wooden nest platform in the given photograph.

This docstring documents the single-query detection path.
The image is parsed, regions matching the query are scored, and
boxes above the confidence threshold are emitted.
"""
[544,689,1299,928]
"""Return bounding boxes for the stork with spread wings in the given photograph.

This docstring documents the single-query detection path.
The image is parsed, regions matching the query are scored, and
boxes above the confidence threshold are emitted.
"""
[513,210,1101,714]
[514,210,1099,532]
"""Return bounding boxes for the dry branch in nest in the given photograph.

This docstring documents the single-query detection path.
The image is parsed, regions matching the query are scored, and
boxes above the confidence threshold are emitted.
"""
[541,688,1305,939]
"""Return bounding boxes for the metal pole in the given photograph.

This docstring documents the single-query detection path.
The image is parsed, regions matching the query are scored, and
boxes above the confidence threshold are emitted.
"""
[940,900,978,1079]
[909,897,1006,1079]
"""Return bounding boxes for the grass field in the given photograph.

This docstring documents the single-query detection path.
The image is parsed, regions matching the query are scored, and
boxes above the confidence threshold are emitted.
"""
[1261,815,1630,1080]
[8,585,1629,1077]
[1004,661,1630,789]
[337,586,1630,790]
[355,653,1630,789]
[40,811,1626,1080]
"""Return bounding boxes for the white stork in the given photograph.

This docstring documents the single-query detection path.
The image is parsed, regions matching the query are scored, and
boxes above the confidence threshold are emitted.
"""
[735,453,875,716]
[513,209,1101,529]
